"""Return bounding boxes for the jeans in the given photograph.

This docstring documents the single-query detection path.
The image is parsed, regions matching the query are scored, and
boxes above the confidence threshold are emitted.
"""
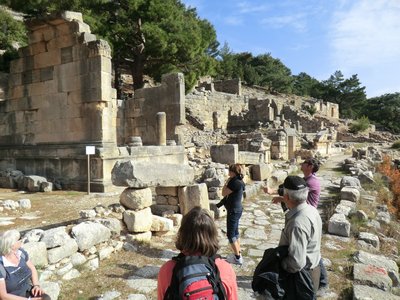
[226,209,242,243]
[319,258,328,287]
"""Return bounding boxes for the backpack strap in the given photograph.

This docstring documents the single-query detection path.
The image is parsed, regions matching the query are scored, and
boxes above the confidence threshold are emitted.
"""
[164,253,184,300]
[0,257,5,279]
[208,255,227,300]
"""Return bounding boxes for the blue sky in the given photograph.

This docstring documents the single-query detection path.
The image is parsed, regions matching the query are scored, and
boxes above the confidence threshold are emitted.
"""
[181,0,400,98]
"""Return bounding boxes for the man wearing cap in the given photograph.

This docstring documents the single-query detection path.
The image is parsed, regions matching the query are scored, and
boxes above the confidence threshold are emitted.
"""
[278,175,322,298]
[265,157,328,293]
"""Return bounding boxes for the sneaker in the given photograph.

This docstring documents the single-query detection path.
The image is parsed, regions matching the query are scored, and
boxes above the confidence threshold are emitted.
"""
[316,285,329,297]
[226,254,243,265]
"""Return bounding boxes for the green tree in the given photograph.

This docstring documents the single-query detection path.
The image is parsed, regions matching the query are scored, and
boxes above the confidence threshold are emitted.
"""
[292,72,320,97]
[216,42,236,79]
[362,93,400,134]
[252,54,293,93]
[0,8,27,72]
[317,71,367,118]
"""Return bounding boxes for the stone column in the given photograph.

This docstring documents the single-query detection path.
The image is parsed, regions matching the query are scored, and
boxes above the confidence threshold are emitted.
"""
[156,112,167,146]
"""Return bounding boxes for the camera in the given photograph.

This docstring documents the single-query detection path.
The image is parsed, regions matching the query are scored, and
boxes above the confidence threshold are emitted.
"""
[278,184,284,196]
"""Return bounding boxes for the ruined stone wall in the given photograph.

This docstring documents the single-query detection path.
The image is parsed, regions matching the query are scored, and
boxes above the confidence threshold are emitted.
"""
[0,12,119,192]
[313,100,339,119]
[214,78,241,95]
[0,72,8,101]
[185,90,247,131]
[124,73,185,145]
[0,11,117,145]
[281,106,324,133]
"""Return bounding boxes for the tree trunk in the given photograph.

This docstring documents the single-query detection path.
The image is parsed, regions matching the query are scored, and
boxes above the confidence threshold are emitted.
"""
[131,53,145,90]
[112,57,122,99]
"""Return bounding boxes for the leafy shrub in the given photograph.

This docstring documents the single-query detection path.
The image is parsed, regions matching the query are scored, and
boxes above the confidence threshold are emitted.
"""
[392,140,400,149]
[377,155,400,219]
[303,104,317,116]
[349,116,370,133]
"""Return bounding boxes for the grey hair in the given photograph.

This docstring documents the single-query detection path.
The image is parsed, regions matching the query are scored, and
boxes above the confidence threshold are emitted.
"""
[0,230,20,255]
[284,187,309,203]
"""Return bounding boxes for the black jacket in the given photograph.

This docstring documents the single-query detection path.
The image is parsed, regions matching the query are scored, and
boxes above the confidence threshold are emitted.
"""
[252,246,315,300]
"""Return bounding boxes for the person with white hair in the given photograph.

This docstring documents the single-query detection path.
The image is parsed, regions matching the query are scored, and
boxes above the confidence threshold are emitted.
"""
[276,176,322,299]
[0,230,50,300]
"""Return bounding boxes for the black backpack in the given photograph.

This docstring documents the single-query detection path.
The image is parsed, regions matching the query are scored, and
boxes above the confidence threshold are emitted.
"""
[164,253,227,300]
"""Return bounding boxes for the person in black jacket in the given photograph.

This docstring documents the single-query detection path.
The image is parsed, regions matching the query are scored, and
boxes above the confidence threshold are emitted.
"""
[217,164,245,265]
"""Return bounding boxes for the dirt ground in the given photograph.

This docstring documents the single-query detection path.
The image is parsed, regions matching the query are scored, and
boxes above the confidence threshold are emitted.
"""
[0,189,124,232]
[0,188,169,299]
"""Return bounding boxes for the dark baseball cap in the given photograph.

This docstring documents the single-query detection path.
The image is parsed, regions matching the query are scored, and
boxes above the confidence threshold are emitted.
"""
[283,176,307,190]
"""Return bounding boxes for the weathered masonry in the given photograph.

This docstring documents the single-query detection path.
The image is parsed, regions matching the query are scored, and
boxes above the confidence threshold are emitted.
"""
[0,12,187,192]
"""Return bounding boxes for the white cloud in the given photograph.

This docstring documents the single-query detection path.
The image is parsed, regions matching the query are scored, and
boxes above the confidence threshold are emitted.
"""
[260,13,307,32]
[236,1,272,14]
[223,16,243,26]
[330,1,400,68]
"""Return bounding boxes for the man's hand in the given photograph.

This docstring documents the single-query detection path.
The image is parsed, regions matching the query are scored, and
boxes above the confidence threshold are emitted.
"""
[263,186,277,194]
[272,196,284,204]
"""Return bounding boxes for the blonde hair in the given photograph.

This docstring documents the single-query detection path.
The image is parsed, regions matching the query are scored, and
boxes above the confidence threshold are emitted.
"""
[0,230,20,255]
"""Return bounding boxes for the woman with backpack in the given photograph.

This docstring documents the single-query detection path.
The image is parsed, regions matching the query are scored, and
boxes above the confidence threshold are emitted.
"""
[157,207,238,299]
[217,164,245,265]
[0,230,50,300]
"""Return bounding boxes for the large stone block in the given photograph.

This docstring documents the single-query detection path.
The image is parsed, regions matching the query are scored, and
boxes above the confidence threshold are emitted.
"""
[22,242,48,267]
[353,263,392,291]
[120,187,152,210]
[47,238,78,264]
[238,151,264,164]
[34,50,61,69]
[111,160,194,188]
[328,213,351,237]
[353,250,399,275]
[178,183,209,215]
[156,186,178,196]
[41,226,70,248]
[210,144,238,164]
[123,207,153,233]
[250,163,273,181]
[340,186,360,202]
[151,215,174,232]
[353,285,400,300]
[71,221,111,251]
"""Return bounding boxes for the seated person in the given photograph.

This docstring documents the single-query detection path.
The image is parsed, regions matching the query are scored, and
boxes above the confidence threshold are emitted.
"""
[0,230,50,300]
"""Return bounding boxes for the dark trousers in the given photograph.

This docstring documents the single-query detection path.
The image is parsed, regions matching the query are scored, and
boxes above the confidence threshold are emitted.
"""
[310,266,321,293]
[226,209,242,243]
[319,258,328,287]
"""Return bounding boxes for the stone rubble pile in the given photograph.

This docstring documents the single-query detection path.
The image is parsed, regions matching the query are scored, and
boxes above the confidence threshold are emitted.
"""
[0,169,60,192]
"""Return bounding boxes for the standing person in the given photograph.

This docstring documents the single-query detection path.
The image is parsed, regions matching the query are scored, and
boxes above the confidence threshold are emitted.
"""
[265,158,328,292]
[0,230,50,300]
[300,158,321,208]
[157,207,238,300]
[216,164,245,265]
[300,158,329,292]
[277,176,322,299]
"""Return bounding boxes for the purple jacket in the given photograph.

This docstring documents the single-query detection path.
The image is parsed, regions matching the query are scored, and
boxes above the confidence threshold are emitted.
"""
[304,174,321,208]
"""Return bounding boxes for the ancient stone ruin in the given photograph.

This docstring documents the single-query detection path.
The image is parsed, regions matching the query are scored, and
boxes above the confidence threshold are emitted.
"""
[0,12,188,192]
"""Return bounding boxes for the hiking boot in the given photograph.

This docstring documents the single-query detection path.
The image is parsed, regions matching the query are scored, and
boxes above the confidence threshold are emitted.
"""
[226,254,243,265]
